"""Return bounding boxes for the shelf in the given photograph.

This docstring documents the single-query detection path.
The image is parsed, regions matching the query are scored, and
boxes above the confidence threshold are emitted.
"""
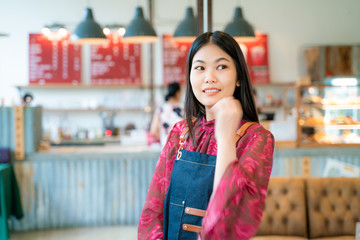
[51,137,120,146]
[17,83,168,89]
[43,107,147,113]
[298,142,360,148]
[300,124,360,130]
[321,104,360,110]
[298,84,359,89]
[302,103,360,110]
[253,82,295,87]
[262,105,283,110]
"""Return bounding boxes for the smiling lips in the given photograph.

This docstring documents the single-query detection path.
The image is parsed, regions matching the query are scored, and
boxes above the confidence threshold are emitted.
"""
[203,88,221,96]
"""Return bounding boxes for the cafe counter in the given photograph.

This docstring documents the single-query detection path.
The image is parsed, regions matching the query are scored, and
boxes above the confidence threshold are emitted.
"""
[9,144,360,231]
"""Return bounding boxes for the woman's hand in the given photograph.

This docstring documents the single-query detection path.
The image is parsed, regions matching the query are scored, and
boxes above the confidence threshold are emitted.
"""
[210,96,243,145]
[210,96,243,190]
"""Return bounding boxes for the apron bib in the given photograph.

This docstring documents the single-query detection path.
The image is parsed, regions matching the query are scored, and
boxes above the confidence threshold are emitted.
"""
[163,149,216,239]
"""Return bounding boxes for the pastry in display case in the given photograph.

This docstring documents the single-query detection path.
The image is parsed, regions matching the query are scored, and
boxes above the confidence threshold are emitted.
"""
[296,84,360,146]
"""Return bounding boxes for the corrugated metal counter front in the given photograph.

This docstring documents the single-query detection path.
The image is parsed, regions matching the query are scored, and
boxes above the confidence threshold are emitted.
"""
[10,146,160,231]
[9,145,360,231]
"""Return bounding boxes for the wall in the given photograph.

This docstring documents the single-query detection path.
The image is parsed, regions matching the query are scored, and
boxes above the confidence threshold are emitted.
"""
[0,0,359,103]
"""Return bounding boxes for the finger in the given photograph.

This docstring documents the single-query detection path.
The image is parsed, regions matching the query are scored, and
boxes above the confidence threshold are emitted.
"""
[210,96,234,113]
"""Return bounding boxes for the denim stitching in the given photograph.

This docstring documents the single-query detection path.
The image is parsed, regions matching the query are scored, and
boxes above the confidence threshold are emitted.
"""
[179,159,215,167]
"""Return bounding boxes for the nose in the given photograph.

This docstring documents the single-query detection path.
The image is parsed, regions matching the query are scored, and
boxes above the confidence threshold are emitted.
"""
[204,70,216,83]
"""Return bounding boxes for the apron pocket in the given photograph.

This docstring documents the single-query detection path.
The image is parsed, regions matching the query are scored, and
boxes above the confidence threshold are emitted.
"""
[168,196,185,240]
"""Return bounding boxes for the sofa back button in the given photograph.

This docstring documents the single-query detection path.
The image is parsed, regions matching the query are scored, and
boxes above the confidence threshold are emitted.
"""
[291,203,296,210]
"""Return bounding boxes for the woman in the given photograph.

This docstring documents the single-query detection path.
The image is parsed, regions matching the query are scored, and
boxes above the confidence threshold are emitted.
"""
[149,82,184,147]
[138,31,274,240]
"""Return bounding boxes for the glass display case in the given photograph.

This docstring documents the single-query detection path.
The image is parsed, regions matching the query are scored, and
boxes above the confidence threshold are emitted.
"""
[296,84,360,146]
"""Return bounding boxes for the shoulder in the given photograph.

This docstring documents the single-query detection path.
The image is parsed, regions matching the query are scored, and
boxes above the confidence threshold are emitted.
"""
[167,120,187,137]
[172,119,187,132]
[237,122,275,159]
[243,122,275,142]
[162,120,187,149]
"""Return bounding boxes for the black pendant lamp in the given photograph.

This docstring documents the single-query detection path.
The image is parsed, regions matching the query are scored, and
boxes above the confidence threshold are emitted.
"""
[123,7,157,43]
[70,7,108,45]
[224,7,256,42]
[173,7,197,42]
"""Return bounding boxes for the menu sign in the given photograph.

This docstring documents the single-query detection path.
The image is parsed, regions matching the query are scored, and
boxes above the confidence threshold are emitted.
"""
[162,34,192,85]
[238,33,270,84]
[90,34,141,85]
[29,33,81,85]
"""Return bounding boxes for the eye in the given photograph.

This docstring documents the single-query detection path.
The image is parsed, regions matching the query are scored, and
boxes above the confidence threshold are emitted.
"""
[217,65,227,70]
[194,66,204,70]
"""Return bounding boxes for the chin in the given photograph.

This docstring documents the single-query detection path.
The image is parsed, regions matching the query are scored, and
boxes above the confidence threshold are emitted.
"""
[202,102,216,110]
[198,97,221,109]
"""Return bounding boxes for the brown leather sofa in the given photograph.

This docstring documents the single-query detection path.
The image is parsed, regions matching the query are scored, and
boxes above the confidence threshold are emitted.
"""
[251,177,360,240]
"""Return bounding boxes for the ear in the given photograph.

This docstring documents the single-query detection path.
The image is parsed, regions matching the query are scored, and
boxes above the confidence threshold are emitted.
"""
[236,81,241,87]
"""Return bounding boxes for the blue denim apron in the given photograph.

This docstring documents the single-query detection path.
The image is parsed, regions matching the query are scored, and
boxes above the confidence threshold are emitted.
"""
[162,121,256,240]
[163,148,216,240]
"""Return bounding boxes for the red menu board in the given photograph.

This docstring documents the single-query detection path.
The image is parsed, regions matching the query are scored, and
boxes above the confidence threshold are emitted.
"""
[29,33,81,85]
[90,34,141,85]
[238,33,270,84]
[162,33,269,85]
[162,34,192,85]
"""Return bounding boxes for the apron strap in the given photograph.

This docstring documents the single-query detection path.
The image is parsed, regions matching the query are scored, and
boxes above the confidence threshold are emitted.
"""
[180,127,189,141]
[179,118,196,141]
[182,224,202,233]
[177,127,189,160]
[235,122,257,144]
[185,207,206,217]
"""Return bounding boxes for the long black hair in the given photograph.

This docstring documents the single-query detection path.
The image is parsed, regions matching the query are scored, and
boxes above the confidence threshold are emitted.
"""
[185,31,259,143]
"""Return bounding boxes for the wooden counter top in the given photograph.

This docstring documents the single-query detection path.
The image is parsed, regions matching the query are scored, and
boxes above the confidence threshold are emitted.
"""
[35,141,360,157]
[39,143,161,154]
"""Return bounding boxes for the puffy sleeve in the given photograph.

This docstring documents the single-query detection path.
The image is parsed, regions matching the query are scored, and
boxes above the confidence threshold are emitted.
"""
[201,125,275,239]
[138,122,182,240]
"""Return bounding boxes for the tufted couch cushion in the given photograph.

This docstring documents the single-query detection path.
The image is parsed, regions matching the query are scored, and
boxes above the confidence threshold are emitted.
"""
[252,178,308,239]
[306,178,360,239]
[309,237,355,240]
[251,237,308,240]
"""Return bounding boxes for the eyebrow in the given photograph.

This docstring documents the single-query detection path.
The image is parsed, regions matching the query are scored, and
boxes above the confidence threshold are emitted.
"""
[192,57,230,64]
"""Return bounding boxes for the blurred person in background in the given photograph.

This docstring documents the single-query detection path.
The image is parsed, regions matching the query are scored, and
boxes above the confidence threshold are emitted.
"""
[149,82,184,147]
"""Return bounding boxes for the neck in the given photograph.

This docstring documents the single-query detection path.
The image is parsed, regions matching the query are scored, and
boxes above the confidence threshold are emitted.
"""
[205,109,215,121]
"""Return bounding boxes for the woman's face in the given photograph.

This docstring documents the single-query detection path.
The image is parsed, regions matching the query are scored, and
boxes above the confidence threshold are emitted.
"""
[190,43,237,114]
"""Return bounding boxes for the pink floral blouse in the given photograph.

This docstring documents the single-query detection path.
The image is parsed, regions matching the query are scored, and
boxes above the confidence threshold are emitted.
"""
[138,117,275,240]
